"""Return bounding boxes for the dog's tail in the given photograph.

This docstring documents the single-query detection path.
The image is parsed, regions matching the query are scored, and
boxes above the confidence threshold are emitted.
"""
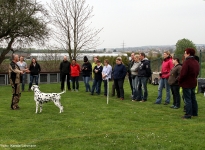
[59,91,65,95]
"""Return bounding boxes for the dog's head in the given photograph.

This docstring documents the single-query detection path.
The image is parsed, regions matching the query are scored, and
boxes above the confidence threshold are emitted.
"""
[31,85,39,91]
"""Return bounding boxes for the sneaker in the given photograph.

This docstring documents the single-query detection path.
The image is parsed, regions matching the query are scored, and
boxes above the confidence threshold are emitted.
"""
[120,98,124,100]
[154,102,160,104]
[164,102,169,105]
[75,89,78,92]
[170,105,175,108]
[173,106,179,109]
[140,100,146,102]
[132,100,137,102]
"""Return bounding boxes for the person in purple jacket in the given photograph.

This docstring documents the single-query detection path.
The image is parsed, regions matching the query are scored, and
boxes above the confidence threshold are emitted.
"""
[179,48,199,119]
[112,57,127,100]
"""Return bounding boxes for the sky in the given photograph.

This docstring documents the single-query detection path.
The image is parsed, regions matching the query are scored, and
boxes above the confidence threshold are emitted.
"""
[39,0,205,49]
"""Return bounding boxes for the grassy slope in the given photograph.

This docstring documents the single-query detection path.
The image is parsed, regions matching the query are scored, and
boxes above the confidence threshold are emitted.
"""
[0,82,205,150]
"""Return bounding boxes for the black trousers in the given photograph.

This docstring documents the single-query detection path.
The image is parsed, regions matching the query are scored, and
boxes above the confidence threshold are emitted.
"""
[61,73,71,90]
[114,79,125,98]
[128,76,133,95]
[170,85,181,107]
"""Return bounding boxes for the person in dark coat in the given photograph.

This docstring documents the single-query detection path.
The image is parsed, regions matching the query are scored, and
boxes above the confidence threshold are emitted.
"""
[127,53,135,97]
[28,58,41,90]
[91,60,103,95]
[82,56,92,92]
[168,57,182,109]
[113,57,127,100]
[179,48,200,119]
[59,56,71,91]
[137,53,152,102]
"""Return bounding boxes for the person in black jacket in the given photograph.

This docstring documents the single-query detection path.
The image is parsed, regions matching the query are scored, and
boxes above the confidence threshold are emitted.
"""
[59,56,71,91]
[28,58,41,91]
[127,53,135,96]
[82,56,92,92]
[91,60,103,95]
[137,53,152,102]
[113,57,127,100]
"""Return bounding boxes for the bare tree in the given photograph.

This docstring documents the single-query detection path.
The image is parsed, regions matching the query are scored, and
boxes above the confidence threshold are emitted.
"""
[48,0,102,61]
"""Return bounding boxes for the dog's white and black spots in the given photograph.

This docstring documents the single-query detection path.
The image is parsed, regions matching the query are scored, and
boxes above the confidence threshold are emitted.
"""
[31,85,64,113]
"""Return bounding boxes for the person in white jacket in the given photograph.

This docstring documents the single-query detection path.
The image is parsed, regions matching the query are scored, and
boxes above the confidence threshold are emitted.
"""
[102,59,112,96]
[130,55,141,101]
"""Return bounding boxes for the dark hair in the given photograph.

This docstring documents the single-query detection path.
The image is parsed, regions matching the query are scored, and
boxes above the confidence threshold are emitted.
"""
[96,60,101,63]
[140,52,146,57]
[84,56,88,62]
[30,58,37,67]
[173,57,180,64]
[185,48,195,56]
[104,59,109,64]
[72,58,76,62]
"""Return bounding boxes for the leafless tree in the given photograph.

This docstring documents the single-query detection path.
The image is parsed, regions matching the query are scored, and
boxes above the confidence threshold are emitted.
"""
[48,0,102,61]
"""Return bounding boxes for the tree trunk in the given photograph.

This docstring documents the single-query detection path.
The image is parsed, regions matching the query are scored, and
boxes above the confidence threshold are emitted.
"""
[0,37,14,64]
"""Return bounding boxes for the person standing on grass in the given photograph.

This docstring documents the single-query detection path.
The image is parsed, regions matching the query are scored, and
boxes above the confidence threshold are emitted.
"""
[113,57,127,100]
[130,54,141,101]
[59,56,71,91]
[154,51,174,105]
[91,60,103,95]
[9,54,24,110]
[91,56,103,93]
[137,53,152,102]
[168,57,182,109]
[17,56,28,92]
[82,56,92,92]
[127,53,135,97]
[70,58,80,92]
[102,59,112,97]
[28,58,41,91]
[179,48,199,119]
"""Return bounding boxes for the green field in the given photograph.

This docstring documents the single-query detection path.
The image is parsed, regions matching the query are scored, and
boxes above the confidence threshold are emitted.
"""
[0,82,205,150]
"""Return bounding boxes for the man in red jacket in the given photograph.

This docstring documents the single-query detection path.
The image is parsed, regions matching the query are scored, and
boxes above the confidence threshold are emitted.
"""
[179,48,199,119]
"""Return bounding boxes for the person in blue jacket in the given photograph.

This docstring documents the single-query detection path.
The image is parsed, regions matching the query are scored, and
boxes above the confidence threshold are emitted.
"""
[112,57,127,100]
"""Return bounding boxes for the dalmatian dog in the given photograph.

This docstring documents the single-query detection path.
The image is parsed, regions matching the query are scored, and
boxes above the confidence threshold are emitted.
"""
[31,85,64,113]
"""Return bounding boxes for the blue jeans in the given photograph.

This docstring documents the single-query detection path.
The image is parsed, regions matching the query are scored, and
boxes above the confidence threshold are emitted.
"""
[132,76,141,100]
[91,79,102,95]
[155,78,171,104]
[183,88,198,116]
[71,76,79,90]
[170,85,181,107]
[137,77,148,101]
[21,73,27,91]
[83,76,91,92]
[29,75,39,89]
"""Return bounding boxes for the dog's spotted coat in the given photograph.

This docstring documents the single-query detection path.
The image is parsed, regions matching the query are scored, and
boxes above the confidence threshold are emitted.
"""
[31,85,64,113]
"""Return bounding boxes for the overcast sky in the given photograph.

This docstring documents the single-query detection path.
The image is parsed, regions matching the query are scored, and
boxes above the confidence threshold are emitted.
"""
[40,0,205,49]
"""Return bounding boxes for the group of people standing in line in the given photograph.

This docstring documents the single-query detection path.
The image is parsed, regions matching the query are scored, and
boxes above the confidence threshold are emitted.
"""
[9,48,199,119]
[127,48,199,119]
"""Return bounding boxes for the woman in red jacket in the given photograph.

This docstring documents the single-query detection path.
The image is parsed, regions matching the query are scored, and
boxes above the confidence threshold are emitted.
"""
[154,51,174,105]
[70,59,80,91]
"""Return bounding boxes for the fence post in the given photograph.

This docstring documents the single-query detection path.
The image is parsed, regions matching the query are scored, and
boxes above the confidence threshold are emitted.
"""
[199,49,202,78]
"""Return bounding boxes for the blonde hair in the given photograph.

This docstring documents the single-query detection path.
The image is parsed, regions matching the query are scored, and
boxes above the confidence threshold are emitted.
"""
[164,51,171,56]
[116,57,122,61]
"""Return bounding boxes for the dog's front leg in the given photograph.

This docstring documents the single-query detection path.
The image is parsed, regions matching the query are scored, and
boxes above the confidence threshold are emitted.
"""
[36,101,39,113]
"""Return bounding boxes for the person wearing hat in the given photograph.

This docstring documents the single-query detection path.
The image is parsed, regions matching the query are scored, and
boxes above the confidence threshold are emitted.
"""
[82,56,92,92]
[91,60,103,95]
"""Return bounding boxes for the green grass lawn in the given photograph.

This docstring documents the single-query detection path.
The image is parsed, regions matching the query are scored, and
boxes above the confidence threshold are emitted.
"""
[0,81,205,150]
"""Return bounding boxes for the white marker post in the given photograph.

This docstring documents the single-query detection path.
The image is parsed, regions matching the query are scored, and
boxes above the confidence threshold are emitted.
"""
[107,79,109,104]
[65,75,67,93]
